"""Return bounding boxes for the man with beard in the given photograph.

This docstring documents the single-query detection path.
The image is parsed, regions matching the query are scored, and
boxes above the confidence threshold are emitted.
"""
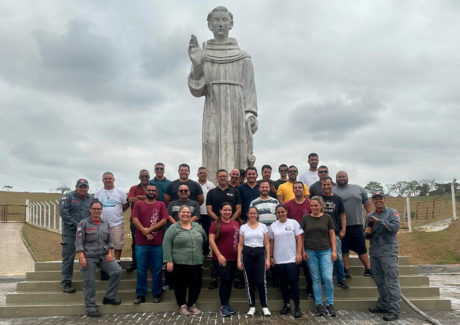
[321,177,348,289]
[256,165,277,198]
[59,178,93,293]
[333,171,373,277]
[167,185,201,224]
[164,164,204,206]
[298,153,320,188]
[131,184,168,304]
[127,169,150,272]
[250,181,279,226]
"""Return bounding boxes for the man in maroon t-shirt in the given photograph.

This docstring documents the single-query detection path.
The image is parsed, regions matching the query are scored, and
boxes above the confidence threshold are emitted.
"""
[284,180,314,300]
[131,184,168,304]
[285,181,311,223]
[127,169,150,272]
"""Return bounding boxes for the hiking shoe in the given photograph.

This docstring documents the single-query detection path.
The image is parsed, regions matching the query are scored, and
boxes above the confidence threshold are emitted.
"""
[247,307,256,316]
[179,304,190,316]
[87,309,100,317]
[383,312,399,321]
[102,297,121,305]
[364,269,373,277]
[315,304,325,316]
[326,305,337,317]
[294,306,302,318]
[337,281,349,289]
[188,304,202,315]
[208,279,218,289]
[279,304,291,315]
[344,269,352,278]
[63,283,76,293]
[220,305,231,317]
[153,294,161,303]
[369,305,388,313]
[134,296,145,304]
[262,307,271,316]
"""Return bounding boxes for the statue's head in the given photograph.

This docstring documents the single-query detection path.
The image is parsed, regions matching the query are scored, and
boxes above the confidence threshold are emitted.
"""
[207,6,233,41]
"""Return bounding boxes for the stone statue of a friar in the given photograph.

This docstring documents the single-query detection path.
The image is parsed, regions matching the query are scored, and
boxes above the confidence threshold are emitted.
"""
[188,6,258,181]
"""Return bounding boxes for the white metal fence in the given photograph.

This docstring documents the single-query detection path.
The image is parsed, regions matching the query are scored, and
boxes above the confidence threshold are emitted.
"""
[25,199,62,233]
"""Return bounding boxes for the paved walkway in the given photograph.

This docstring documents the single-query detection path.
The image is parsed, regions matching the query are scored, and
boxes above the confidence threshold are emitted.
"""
[0,223,34,277]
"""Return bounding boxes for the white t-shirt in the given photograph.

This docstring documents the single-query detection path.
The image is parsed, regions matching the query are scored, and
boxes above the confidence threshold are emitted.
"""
[298,170,319,188]
[268,219,303,264]
[198,180,215,215]
[94,187,127,227]
[239,222,268,248]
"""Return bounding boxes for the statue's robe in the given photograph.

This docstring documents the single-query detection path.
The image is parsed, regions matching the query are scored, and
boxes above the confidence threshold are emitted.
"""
[188,38,258,181]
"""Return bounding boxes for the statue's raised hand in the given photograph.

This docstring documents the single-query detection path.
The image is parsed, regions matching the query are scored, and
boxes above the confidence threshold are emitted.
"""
[188,34,205,67]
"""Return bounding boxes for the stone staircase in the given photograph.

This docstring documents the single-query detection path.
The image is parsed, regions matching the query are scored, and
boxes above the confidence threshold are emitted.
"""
[0,256,451,317]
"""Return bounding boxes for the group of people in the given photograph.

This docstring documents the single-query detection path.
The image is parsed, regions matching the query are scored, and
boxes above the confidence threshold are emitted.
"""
[59,153,401,322]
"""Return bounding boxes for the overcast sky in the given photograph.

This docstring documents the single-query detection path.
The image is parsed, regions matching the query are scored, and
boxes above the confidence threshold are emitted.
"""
[1,0,459,193]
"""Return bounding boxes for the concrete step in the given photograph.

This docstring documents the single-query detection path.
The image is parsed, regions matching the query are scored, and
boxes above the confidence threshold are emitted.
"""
[0,297,451,318]
[16,275,430,292]
[6,286,440,305]
[25,265,420,281]
[33,256,414,271]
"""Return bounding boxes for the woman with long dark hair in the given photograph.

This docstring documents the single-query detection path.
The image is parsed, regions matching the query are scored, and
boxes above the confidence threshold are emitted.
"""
[269,204,304,318]
[237,206,271,316]
[301,196,337,317]
[209,202,240,317]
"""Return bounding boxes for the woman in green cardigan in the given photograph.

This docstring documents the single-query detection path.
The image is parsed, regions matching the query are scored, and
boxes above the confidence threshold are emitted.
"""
[163,205,207,316]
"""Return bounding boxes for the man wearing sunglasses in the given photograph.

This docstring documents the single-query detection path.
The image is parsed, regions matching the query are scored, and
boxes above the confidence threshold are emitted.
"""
[309,166,334,197]
[167,185,201,224]
[149,162,171,202]
[126,169,150,272]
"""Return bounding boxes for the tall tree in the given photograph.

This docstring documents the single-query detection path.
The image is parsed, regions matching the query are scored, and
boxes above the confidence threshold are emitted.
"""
[56,185,71,195]
[365,181,384,196]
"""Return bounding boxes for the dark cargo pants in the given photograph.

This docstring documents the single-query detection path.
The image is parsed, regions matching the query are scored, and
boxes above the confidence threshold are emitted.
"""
[370,255,401,313]
[61,235,76,286]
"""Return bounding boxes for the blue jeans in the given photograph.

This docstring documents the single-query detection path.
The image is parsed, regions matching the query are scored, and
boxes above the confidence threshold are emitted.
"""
[334,235,345,283]
[306,248,334,306]
[135,245,163,296]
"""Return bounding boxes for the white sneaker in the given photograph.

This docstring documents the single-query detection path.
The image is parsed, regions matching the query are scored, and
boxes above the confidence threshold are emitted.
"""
[247,307,256,316]
[262,307,271,316]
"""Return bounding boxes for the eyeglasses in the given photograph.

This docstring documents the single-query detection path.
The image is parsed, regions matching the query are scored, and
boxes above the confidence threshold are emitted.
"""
[318,170,328,174]
[155,167,164,171]
[179,189,189,193]
[279,169,288,173]
[288,170,297,173]
[140,175,150,178]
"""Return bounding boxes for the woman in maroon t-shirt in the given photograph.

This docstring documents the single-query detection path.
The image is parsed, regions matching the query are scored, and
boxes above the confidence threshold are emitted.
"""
[209,202,240,317]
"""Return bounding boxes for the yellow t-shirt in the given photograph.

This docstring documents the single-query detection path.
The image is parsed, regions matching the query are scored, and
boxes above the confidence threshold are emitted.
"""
[277,181,310,202]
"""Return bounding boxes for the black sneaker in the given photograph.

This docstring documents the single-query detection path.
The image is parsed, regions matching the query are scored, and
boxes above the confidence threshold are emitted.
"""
[369,306,388,313]
[294,306,302,318]
[208,279,218,289]
[364,269,373,277]
[344,269,352,278]
[102,297,121,305]
[153,294,161,303]
[326,305,337,317]
[134,296,145,304]
[383,312,399,321]
[314,305,325,316]
[87,310,101,317]
[279,304,291,315]
[337,281,349,289]
[126,263,137,272]
[63,282,76,293]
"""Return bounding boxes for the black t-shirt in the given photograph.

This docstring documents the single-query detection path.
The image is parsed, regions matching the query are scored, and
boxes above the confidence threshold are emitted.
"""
[165,179,203,202]
[309,181,322,197]
[301,213,334,251]
[206,187,242,216]
[274,179,287,190]
[321,194,345,234]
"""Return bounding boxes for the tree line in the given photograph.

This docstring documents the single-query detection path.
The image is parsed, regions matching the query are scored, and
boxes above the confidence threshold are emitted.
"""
[364,180,459,197]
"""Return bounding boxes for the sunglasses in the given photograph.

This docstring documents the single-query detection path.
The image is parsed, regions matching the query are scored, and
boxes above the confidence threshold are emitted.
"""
[155,167,164,171]
[179,189,189,193]
[318,170,328,174]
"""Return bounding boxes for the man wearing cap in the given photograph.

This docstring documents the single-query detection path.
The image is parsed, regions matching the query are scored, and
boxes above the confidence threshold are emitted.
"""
[59,178,93,293]
[365,191,401,322]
